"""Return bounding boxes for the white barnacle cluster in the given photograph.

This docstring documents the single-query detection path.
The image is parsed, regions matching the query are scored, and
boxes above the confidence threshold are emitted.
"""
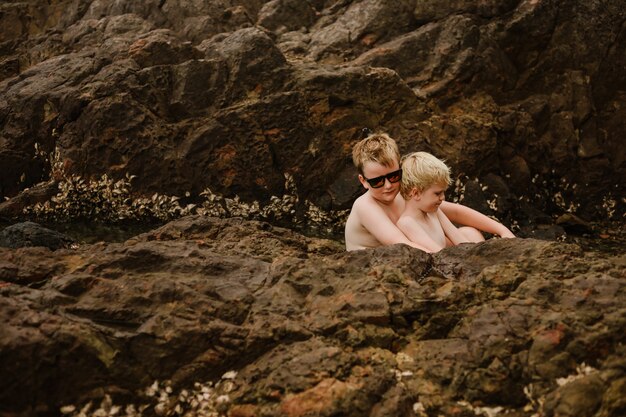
[197,188,228,217]
[486,197,498,212]
[555,362,597,387]
[528,172,584,214]
[60,394,146,417]
[304,200,349,235]
[225,196,262,218]
[522,383,545,417]
[260,172,299,220]
[128,193,198,221]
[601,194,617,219]
[147,377,234,417]
[60,371,239,417]
[22,166,348,234]
[259,174,298,220]
[531,173,551,202]
[450,177,467,203]
[23,170,200,222]
[50,147,65,177]
[477,179,499,213]
[551,177,580,213]
[196,173,297,221]
[33,142,49,161]
[520,364,597,417]
[412,401,427,417]
[450,176,498,211]
[196,173,348,235]
[24,173,134,221]
[456,400,505,417]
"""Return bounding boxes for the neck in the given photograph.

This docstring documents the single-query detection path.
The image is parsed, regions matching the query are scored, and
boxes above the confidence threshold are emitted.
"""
[403,198,428,219]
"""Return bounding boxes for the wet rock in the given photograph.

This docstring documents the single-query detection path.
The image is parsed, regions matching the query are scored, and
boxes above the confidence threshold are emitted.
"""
[0,221,74,250]
[555,213,594,235]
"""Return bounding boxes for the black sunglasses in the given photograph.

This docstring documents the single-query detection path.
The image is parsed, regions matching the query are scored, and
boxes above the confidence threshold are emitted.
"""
[363,169,402,188]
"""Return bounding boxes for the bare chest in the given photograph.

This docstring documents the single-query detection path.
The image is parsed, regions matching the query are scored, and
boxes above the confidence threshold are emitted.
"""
[419,212,446,247]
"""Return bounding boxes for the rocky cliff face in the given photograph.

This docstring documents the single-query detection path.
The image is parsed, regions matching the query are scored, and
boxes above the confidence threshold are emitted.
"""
[1,216,625,416]
[1,4,625,415]
[0,0,624,227]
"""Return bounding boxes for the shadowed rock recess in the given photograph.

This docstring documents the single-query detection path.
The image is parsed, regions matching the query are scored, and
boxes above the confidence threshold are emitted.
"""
[1,216,625,416]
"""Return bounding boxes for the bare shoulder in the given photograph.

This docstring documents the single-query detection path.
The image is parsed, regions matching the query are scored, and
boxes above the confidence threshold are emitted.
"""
[398,213,431,234]
[346,193,371,227]
[355,191,372,204]
[351,192,376,212]
[396,214,414,229]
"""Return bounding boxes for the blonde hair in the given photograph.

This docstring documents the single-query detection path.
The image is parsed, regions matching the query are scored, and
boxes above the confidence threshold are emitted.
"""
[400,152,451,199]
[352,132,400,174]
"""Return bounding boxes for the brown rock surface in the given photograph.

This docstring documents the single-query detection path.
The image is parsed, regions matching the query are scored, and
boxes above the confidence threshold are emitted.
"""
[1,216,624,416]
[0,0,624,225]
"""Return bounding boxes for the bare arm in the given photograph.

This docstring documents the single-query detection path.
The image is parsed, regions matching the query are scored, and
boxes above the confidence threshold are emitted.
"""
[437,210,471,245]
[396,217,443,253]
[440,201,515,238]
[356,200,432,251]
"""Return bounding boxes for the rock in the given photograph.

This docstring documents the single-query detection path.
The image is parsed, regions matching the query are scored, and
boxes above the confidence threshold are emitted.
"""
[1,2,625,416]
[257,0,317,33]
[1,0,625,221]
[555,213,593,235]
[353,14,481,97]
[308,0,415,62]
[0,181,58,219]
[0,216,624,416]
[413,0,519,22]
[159,0,261,43]
[128,30,203,68]
[0,221,74,250]
[543,374,606,417]
[198,27,291,105]
[275,29,312,56]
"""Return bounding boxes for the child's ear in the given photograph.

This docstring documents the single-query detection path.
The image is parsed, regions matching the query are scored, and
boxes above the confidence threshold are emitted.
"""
[358,174,369,190]
[411,188,421,199]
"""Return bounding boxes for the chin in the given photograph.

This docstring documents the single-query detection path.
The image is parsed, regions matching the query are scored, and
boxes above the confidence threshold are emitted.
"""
[376,191,397,201]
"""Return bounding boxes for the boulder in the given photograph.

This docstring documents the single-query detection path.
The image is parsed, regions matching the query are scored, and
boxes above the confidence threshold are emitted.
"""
[0,221,74,250]
[0,216,624,416]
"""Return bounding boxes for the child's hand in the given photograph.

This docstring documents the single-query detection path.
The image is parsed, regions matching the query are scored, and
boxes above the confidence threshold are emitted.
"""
[498,228,516,238]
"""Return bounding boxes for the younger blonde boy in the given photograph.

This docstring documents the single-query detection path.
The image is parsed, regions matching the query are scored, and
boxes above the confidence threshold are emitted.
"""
[397,152,483,252]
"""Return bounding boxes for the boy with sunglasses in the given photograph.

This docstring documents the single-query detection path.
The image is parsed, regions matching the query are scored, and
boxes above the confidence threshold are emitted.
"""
[344,133,514,251]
